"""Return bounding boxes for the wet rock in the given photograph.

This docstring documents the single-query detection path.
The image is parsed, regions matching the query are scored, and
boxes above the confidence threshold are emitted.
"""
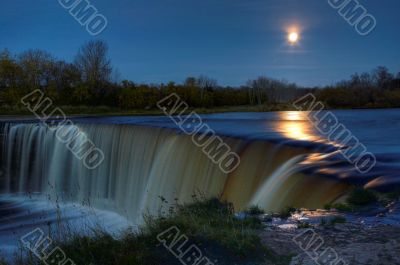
[259,202,400,264]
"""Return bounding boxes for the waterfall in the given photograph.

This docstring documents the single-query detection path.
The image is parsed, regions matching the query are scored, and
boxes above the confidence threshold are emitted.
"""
[0,122,348,224]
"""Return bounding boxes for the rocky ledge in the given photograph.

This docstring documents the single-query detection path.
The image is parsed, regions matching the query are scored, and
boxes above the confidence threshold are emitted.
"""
[254,201,400,265]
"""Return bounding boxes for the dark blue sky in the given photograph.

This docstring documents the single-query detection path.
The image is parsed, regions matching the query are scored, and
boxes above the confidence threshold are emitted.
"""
[1,0,399,86]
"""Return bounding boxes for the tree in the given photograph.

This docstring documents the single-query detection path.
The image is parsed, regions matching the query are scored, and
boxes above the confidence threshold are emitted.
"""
[359,72,373,88]
[73,84,91,104]
[350,73,361,88]
[121,80,135,89]
[0,49,22,90]
[247,76,297,104]
[197,75,217,101]
[372,66,393,90]
[392,72,400,90]
[184,77,197,88]
[248,76,273,105]
[53,62,82,104]
[75,40,112,85]
[18,49,54,89]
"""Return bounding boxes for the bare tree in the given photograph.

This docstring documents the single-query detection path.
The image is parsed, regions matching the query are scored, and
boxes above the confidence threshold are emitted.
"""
[372,66,393,90]
[247,76,297,104]
[246,80,256,105]
[359,72,373,88]
[75,40,112,84]
[248,76,270,105]
[197,75,217,100]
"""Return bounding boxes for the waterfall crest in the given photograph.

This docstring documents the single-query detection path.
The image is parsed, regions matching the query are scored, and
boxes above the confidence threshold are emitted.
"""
[0,122,347,223]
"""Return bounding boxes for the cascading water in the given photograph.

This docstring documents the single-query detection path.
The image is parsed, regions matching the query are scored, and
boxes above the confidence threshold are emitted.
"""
[1,110,400,261]
[0,122,349,225]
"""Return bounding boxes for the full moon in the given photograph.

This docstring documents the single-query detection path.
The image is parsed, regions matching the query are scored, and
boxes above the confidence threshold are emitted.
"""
[288,32,299,44]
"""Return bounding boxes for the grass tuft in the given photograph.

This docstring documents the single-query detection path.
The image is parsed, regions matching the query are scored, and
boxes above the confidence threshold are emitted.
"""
[245,205,265,216]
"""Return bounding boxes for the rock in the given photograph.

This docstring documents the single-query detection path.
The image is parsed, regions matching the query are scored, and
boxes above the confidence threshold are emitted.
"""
[260,214,272,222]
[260,222,400,265]
[377,212,386,217]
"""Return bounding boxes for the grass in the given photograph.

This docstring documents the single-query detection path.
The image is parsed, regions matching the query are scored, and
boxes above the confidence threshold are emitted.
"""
[9,198,291,265]
[245,205,265,216]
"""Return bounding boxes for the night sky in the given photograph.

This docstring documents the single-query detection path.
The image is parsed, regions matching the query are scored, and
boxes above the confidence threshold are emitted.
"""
[1,0,399,86]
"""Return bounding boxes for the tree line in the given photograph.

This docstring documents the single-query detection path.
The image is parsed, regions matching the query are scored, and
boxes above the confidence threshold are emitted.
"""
[315,67,400,108]
[0,40,399,111]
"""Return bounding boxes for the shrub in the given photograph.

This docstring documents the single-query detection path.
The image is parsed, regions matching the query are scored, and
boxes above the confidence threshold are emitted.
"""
[245,205,265,216]
[347,188,378,206]
[278,206,296,218]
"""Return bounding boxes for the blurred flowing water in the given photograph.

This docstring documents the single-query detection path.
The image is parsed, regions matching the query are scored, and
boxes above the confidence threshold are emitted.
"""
[0,109,399,256]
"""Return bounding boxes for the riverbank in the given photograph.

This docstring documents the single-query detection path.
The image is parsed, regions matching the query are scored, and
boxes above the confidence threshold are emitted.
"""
[263,221,400,265]
[2,104,400,120]
[257,188,400,265]
[0,104,295,117]
[4,191,400,265]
